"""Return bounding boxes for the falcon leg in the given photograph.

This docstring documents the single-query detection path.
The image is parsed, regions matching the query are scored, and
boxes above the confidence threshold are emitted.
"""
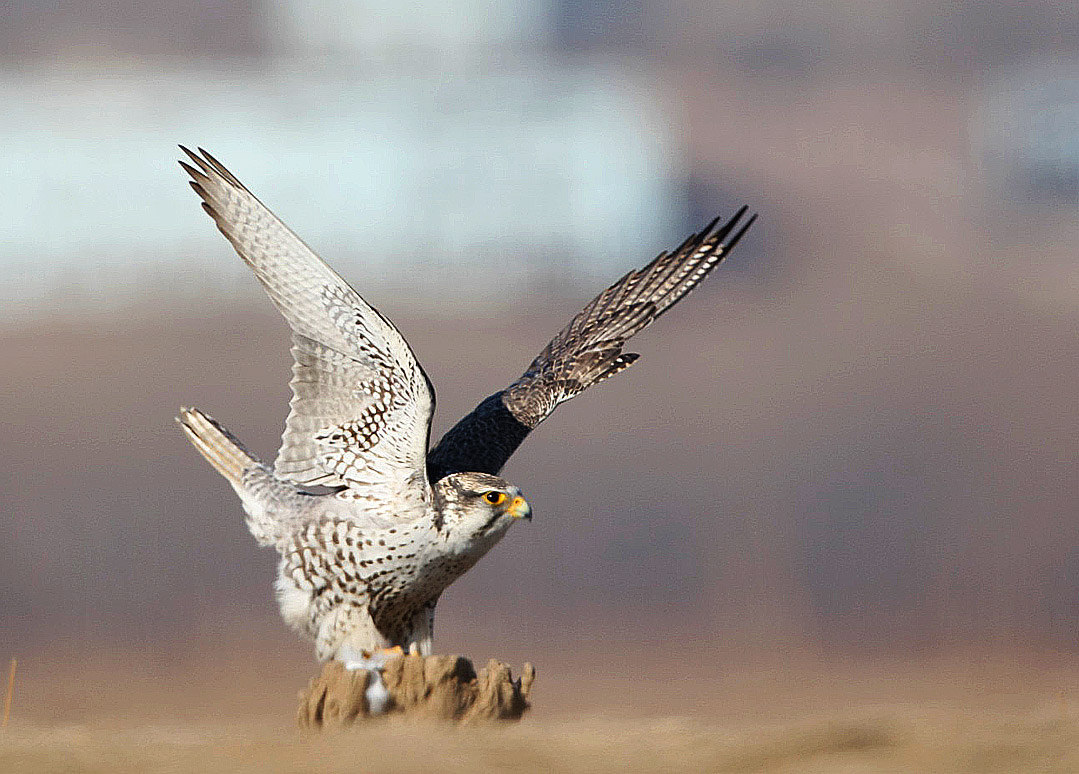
[404,601,436,656]
[338,646,404,716]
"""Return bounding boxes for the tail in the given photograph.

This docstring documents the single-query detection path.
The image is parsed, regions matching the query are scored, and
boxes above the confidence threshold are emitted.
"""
[177,407,291,547]
[177,407,258,488]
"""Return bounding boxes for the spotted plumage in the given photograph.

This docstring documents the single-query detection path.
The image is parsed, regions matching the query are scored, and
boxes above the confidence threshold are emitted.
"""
[176,147,755,663]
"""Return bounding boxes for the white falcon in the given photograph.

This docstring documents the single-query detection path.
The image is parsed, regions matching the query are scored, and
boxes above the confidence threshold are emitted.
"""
[176,147,755,668]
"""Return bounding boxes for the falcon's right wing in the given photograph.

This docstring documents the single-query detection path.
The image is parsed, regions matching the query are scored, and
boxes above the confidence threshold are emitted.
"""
[426,208,756,481]
[181,148,435,519]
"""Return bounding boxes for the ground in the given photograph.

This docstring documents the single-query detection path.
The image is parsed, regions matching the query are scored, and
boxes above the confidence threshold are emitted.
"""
[2,640,1077,773]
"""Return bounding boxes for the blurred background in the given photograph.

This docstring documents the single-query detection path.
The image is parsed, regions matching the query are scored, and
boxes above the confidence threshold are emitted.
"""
[1,0,1077,725]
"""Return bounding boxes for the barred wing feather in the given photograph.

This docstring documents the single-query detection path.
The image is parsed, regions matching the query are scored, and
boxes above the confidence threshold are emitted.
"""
[180,148,434,517]
[427,208,756,479]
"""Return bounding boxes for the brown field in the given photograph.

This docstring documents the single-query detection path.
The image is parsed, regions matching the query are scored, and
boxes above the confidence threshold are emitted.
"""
[3,640,1078,773]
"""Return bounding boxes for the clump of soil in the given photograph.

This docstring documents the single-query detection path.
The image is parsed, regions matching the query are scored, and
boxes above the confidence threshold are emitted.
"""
[297,655,534,728]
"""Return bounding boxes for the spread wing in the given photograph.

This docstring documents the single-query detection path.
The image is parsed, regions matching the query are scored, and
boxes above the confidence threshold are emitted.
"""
[181,147,434,518]
[427,208,756,480]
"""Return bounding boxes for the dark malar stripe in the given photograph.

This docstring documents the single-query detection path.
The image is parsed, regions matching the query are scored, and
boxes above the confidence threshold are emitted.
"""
[477,511,502,535]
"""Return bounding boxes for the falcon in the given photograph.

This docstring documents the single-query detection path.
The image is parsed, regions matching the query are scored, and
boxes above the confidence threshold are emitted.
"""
[176,147,755,669]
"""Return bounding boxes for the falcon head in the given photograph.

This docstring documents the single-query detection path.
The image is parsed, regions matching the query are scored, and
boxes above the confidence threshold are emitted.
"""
[432,472,532,543]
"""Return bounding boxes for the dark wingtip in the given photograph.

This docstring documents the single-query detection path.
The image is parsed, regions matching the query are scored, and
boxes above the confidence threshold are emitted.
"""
[723,212,757,253]
[179,160,208,184]
[196,147,244,187]
[709,205,750,244]
[701,213,725,237]
[178,145,202,166]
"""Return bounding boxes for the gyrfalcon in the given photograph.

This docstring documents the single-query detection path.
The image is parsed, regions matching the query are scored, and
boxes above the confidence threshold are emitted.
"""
[176,147,755,669]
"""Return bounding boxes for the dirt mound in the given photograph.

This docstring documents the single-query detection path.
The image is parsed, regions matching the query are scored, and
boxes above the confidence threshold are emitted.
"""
[297,655,534,728]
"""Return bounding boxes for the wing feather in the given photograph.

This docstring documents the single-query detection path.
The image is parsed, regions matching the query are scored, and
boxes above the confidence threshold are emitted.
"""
[181,147,434,516]
[427,208,756,479]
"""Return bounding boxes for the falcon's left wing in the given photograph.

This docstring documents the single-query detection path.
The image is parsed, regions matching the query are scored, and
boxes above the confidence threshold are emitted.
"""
[427,208,756,481]
[181,148,435,519]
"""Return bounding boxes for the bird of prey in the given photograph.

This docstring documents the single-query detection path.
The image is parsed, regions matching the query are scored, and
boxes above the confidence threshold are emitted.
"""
[176,147,755,669]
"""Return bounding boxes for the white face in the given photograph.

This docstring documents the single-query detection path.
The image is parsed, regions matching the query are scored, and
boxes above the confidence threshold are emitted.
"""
[438,474,532,543]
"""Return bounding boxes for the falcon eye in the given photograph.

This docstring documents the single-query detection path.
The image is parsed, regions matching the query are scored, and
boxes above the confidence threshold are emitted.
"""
[484,491,507,506]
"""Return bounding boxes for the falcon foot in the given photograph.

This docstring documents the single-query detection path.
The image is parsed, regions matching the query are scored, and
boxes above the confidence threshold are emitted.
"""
[297,655,535,728]
[341,645,405,671]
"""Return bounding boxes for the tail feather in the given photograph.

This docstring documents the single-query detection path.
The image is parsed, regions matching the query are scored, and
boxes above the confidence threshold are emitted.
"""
[178,407,295,547]
[177,407,258,486]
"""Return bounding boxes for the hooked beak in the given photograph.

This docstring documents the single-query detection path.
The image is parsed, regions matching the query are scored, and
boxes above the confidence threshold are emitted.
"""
[507,495,532,521]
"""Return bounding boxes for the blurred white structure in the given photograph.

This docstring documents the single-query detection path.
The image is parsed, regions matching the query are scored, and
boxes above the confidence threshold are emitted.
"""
[267,0,551,53]
[976,57,1079,203]
[0,1,685,321]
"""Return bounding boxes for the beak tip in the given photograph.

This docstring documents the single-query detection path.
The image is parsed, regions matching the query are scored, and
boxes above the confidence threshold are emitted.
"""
[509,495,532,522]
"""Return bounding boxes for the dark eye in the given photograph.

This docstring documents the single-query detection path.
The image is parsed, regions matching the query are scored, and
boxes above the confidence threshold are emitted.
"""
[484,491,507,506]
